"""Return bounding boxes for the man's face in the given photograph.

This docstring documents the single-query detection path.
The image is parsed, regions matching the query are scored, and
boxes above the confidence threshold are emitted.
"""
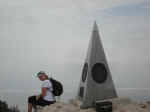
[38,74,46,81]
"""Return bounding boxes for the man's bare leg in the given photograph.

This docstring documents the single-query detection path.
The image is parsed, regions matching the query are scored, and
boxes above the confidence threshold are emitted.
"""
[28,103,32,112]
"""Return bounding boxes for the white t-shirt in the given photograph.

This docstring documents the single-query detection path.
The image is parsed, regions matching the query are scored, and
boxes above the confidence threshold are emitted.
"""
[41,79,55,101]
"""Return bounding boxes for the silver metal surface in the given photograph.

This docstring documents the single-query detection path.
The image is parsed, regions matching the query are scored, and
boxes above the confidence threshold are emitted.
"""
[77,22,117,108]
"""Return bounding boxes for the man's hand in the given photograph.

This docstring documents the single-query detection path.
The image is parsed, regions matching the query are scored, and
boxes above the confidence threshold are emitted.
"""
[36,95,41,101]
[36,87,47,100]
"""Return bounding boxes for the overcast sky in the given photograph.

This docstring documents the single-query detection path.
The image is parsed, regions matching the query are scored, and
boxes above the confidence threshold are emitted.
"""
[0,0,150,95]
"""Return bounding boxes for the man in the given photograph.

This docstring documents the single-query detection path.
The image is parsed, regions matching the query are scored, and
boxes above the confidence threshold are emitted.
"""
[28,71,56,112]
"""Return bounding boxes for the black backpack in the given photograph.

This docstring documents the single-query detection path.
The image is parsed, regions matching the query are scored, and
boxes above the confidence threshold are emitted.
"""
[49,78,63,96]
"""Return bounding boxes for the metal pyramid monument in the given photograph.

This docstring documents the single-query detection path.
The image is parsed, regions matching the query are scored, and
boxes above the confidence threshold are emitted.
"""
[77,22,117,108]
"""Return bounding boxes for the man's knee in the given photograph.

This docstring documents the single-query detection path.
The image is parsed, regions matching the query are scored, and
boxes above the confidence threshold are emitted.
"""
[28,96,36,103]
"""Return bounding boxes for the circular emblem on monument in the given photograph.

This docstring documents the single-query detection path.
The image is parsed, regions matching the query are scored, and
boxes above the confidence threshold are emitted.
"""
[82,63,88,82]
[91,63,107,84]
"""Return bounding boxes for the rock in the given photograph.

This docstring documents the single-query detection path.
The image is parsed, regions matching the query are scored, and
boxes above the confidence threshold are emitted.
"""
[36,98,150,112]
[139,103,146,109]
[146,101,150,104]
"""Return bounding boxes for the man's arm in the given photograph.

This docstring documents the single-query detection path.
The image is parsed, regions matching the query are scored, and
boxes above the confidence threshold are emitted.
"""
[36,87,47,100]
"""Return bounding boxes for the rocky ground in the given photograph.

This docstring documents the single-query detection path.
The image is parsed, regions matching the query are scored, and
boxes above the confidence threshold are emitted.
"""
[37,98,150,112]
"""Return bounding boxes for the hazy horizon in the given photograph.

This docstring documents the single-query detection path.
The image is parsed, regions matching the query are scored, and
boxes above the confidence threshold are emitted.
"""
[1,88,150,112]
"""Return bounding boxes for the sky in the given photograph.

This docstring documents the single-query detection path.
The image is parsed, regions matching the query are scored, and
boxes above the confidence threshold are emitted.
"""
[0,0,150,100]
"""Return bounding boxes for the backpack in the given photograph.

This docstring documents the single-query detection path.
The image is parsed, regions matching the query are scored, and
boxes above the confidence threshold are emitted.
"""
[49,77,63,96]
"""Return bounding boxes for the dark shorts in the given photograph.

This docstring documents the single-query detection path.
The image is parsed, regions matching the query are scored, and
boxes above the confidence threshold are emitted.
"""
[28,96,56,107]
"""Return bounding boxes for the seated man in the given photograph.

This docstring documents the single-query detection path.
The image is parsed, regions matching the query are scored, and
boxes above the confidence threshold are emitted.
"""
[28,71,56,112]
